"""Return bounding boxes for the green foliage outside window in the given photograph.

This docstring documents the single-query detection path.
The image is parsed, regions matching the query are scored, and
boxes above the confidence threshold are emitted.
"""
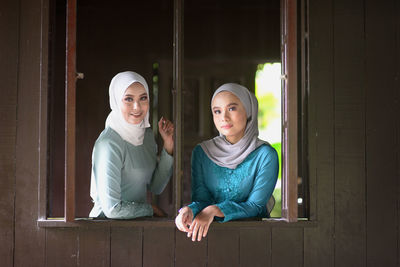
[255,62,282,218]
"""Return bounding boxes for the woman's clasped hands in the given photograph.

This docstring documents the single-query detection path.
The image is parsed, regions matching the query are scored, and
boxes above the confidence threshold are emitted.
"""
[175,205,223,242]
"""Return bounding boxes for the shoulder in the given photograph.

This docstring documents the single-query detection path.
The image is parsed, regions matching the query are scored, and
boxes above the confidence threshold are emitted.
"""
[251,144,279,164]
[94,127,125,154]
[190,144,209,165]
[256,144,278,157]
[192,144,207,158]
[192,144,203,154]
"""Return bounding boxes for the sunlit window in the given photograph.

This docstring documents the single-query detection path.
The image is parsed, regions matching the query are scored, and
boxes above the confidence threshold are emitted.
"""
[255,62,282,217]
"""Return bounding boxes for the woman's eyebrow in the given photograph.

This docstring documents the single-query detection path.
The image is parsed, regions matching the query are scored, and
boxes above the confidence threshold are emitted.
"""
[212,102,238,109]
[226,102,239,107]
[124,93,147,97]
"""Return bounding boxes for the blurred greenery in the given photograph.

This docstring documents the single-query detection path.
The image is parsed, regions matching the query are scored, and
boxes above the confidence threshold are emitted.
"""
[255,62,282,218]
[270,142,281,218]
[257,93,279,129]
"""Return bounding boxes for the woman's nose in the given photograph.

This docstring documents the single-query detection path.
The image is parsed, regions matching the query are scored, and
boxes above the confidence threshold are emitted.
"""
[133,101,139,110]
[222,112,229,121]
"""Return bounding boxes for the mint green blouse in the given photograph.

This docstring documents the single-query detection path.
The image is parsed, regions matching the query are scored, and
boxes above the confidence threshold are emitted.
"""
[89,127,173,219]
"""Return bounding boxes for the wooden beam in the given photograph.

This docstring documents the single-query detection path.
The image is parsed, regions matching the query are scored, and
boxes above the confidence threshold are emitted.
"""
[173,0,184,215]
[281,0,298,222]
[64,0,76,222]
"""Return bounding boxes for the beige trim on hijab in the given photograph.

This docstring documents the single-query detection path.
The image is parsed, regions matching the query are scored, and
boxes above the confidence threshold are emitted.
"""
[200,83,267,169]
[105,71,150,146]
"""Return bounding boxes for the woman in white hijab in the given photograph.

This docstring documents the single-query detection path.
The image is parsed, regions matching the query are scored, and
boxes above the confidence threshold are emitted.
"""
[175,83,279,241]
[89,71,174,219]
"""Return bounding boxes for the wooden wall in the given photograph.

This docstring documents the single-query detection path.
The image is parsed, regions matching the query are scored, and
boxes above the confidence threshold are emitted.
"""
[0,0,399,266]
[0,0,19,266]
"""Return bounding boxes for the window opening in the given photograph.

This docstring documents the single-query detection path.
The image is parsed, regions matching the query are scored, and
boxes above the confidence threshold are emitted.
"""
[41,0,304,223]
[47,0,67,218]
[255,62,282,218]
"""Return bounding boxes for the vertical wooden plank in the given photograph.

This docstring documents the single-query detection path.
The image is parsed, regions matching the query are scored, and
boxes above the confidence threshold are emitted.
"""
[175,229,207,267]
[281,0,298,222]
[271,227,303,267]
[173,0,184,213]
[38,0,50,220]
[65,0,77,222]
[304,0,335,266]
[397,1,400,265]
[0,0,19,265]
[46,229,78,267]
[365,0,397,266]
[240,227,270,267]
[79,227,110,267]
[143,227,174,267]
[334,0,366,266]
[14,0,47,265]
[207,227,239,267]
[111,227,143,267]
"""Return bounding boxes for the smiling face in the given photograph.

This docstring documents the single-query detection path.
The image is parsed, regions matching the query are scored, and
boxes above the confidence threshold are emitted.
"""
[120,82,149,124]
[211,91,247,144]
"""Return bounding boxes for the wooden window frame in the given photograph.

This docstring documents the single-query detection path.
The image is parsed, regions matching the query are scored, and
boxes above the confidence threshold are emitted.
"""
[38,0,301,224]
[281,0,298,222]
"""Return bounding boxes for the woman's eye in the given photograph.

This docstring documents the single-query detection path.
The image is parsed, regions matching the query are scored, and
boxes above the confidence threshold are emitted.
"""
[140,96,148,101]
[228,107,236,111]
[213,110,221,115]
[124,97,133,102]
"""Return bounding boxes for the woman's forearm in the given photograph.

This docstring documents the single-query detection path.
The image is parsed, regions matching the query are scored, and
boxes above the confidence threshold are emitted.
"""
[148,148,173,194]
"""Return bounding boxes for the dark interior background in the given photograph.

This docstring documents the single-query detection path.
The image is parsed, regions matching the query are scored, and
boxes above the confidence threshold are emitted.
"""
[48,0,281,218]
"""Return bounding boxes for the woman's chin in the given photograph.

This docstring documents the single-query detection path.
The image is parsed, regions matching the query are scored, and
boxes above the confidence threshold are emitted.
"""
[127,118,143,125]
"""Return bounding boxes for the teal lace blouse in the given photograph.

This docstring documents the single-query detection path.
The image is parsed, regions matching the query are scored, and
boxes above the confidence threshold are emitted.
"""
[188,144,279,222]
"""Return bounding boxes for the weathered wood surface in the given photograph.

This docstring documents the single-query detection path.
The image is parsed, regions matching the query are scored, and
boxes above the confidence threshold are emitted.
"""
[175,229,207,267]
[334,0,367,266]
[239,227,270,267]
[110,227,142,267]
[365,0,398,266]
[79,227,110,267]
[304,0,335,265]
[14,0,46,266]
[0,0,19,266]
[208,228,240,267]
[1,0,400,267]
[46,229,78,267]
[272,227,303,267]
[143,227,175,267]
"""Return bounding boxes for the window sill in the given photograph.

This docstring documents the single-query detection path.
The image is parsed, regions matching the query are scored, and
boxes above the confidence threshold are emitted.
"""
[37,217,316,228]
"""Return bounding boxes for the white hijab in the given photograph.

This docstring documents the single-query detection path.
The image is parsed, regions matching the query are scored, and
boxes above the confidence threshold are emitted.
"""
[200,83,267,169]
[105,71,150,146]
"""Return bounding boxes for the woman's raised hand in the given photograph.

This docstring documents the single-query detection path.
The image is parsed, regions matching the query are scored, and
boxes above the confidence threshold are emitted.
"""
[158,117,174,155]
[175,206,193,233]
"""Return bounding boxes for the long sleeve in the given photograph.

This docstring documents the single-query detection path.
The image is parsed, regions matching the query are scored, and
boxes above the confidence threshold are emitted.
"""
[216,147,279,222]
[91,138,153,219]
[188,146,215,217]
[148,148,173,194]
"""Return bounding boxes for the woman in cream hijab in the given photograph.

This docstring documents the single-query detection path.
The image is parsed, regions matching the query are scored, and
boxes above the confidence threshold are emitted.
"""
[175,83,279,241]
[89,71,173,219]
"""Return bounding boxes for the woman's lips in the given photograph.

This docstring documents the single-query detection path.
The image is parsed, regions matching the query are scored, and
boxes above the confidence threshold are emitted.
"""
[131,113,142,118]
[221,124,232,129]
